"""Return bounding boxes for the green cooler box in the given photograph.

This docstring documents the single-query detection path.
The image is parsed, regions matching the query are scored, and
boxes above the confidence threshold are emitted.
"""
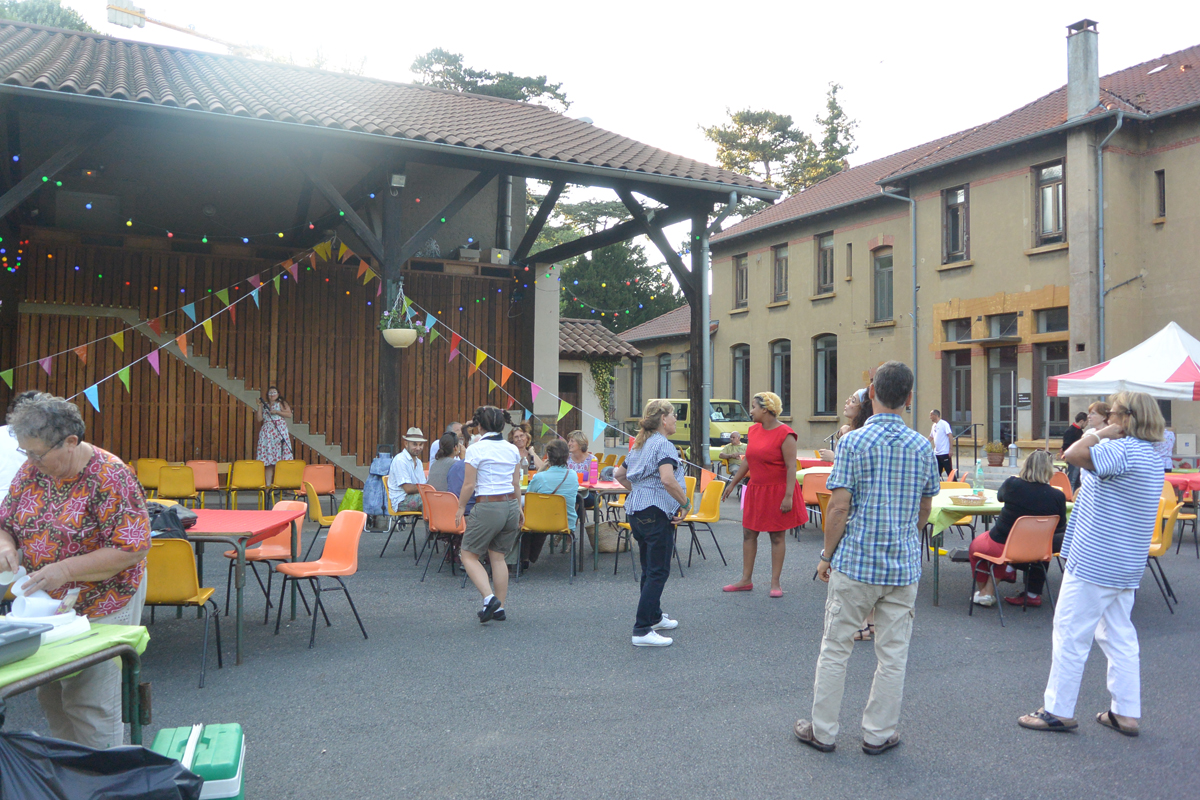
[150,723,245,799]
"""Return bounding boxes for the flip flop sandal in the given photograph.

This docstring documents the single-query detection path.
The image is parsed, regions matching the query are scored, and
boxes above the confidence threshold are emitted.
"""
[1018,708,1078,732]
[853,624,874,641]
[1096,711,1139,737]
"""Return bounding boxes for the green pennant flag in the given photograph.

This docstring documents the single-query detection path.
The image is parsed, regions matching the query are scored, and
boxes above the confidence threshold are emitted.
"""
[0,369,11,389]
[273,274,282,294]
[541,421,552,437]
[403,296,413,309]
[557,399,572,422]
[215,288,230,307]
[429,328,440,342]
[118,367,130,393]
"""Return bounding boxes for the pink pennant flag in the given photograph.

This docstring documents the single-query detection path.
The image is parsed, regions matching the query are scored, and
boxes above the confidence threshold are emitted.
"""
[531,383,542,402]
[248,275,261,290]
[285,261,298,281]
[38,356,52,375]
[376,280,382,298]
[148,350,160,375]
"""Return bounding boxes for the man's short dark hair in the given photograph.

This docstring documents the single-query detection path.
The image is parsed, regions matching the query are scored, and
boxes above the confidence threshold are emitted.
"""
[873,361,914,409]
[930,409,941,418]
[1075,412,1087,423]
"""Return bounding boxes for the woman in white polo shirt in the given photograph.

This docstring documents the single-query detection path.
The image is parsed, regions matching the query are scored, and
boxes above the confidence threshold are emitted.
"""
[455,406,522,623]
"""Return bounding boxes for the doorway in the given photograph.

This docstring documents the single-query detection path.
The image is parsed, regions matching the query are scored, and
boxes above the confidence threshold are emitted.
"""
[988,346,1016,445]
[557,373,582,438]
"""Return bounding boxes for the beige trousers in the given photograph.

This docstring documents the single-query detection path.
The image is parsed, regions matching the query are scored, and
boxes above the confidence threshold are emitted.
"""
[810,570,917,746]
[37,578,147,749]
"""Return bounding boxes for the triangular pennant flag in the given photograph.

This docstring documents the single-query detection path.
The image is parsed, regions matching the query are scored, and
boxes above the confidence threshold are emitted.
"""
[308,253,316,270]
[428,328,440,342]
[474,349,488,370]
[251,288,260,308]
[699,469,716,493]
[285,262,298,281]
[83,384,99,412]
[182,303,196,322]
[109,332,124,352]
[118,367,130,393]
[557,399,572,422]
[450,333,462,351]
[175,333,187,355]
[424,313,436,331]
[273,275,281,294]
[403,296,413,310]
[0,369,12,388]
[38,357,51,375]
[505,394,515,410]
[376,281,382,298]
[148,317,163,336]
[531,383,542,402]
[592,417,607,443]
[629,436,635,450]
[542,422,552,437]
[488,379,497,393]
[404,305,416,321]
[202,319,213,341]
[448,347,459,363]
[467,360,478,377]
[228,304,236,325]
[215,289,230,307]
[314,241,331,261]
[525,410,534,421]
[248,275,261,290]
[338,243,349,262]
[362,268,376,285]
[356,261,368,280]
[501,366,513,386]
[73,345,88,365]
[148,350,160,375]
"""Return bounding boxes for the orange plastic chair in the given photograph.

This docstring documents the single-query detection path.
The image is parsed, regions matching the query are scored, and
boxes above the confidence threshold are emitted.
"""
[156,465,198,507]
[227,460,267,510]
[302,481,338,560]
[146,538,222,687]
[419,490,467,582]
[682,479,728,567]
[303,464,337,516]
[273,510,368,649]
[802,472,828,528]
[136,458,169,497]
[517,493,575,583]
[379,475,423,558]
[269,459,307,506]
[1147,499,1181,612]
[1049,471,1074,502]
[968,515,1059,627]
[186,460,224,508]
[223,500,309,623]
[817,491,831,530]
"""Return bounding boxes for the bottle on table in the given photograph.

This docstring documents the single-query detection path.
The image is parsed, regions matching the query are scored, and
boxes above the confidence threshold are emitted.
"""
[588,459,599,486]
[973,458,984,496]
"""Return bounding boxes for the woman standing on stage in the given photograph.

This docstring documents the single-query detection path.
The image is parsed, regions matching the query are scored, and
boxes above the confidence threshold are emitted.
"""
[256,386,293,486]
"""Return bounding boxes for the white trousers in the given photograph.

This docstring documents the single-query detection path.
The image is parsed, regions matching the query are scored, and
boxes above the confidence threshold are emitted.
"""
[1043,569,1141,720]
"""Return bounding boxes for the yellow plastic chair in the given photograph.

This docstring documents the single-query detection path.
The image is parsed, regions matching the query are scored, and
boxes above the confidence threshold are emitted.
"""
[599,453,617,469]
[1161,480,1198,557]
[146,538,223,688]
[379,475,423,558]
[516,493,575,583]
[227,460,267,510]
[603,493,627,523]
[615,455,626,468]
[940,481,977,539]
[303,480,338,560]
[269,459,307,506]
[136,458,169,497]
[1148,499,1181,612]
[682,479,728,567]
[156,465,198,507]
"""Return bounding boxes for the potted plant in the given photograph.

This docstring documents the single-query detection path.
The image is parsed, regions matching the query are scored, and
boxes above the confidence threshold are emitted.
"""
[984,440,1006,466]
[378,305,426,349]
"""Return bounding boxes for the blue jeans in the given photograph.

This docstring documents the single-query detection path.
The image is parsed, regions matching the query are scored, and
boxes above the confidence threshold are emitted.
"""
[630,505,673,635]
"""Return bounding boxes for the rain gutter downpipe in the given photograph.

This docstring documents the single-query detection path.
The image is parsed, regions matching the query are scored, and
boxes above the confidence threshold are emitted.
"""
[1097,110,1124,362]
[880,188,918,428]
[699,191,738,469]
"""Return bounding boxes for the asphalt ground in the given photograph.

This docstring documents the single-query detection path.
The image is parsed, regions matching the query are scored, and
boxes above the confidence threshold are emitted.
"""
[2,500,1198,800]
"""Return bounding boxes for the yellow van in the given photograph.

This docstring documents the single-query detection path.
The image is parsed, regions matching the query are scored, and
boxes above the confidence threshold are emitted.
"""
[654,398,751,447]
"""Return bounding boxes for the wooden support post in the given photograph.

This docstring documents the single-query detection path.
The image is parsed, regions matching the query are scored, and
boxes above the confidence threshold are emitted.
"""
[512,178,565,264]
[378,161,405,452]
[616,189,697,305]
[528,203,693,267]
[286,152,318,248]
[0,119,111,222]
[290,156,386,263]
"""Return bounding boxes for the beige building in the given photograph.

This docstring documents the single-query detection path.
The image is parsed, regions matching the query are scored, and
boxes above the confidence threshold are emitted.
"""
[614,305,716,432]
[709,22,1200,459]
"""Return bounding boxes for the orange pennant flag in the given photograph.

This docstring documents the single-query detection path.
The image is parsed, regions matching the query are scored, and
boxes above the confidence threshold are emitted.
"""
[73,345,87,365]
[228,303,236,324]
[356,261,368,280]
[699,469,716,493]
[148,317,163,336]
[176,333,188,355]
[308,253,317,270]
[501,366,513,386]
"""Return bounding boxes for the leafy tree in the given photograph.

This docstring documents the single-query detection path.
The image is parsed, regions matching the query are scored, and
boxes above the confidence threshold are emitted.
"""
[783,83,858,191]
[559,241,683,334]
[0,0,94,32]
[411,48,570,111]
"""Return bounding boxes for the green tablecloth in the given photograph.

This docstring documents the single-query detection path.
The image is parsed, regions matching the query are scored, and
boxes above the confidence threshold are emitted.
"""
[928,489,1072,538]
[0,624,149,689]
[797,466,833,486]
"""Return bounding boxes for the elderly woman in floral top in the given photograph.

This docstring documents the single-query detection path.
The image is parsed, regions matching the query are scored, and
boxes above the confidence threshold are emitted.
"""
[0,394,150,749]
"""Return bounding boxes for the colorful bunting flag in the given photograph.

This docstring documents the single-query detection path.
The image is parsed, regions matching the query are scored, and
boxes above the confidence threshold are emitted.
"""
[356,261,368,280]
[228,304,236,325]
[251,288,260,308]
[403,296,413,310]
[557,399,572,422]
[474,349,488,370]
[505,394,515,410]
[428,327,439,342]
[376,281,382,298]
[0,369,11,389]
[424,313,436,331]
[248,275,261,290]
[109,332,124,352]
[501,366,513,386]
[182,303,196,322]
[542,421,552,437]
[148,317,163,336]
[73,345,87,365]
[488,379,497,393]
[38,357,51,375]
[531,383,542,402]
[273,275,281,294]
[362,268,376,285]
[215,289,230,307]
[285,262,298,281]
[450,333,462,351]
[448,346,459,363]
[83,385,99,412]
[314,241,331,261]
[337,243,349,262]
[308,253,317,270]
[176,333,187,355]
[148,350,160,375]
[592,417,607,443]
[202,319,213,341]
[699,469,715,493]
[118,367,130,393]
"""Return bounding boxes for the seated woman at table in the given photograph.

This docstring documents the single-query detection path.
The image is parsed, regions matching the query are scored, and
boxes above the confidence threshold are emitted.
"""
[566,429,598,521]
[818,388,872,462]
[509,423,543,478]
[427,432,462,493]
[968,449,1067,608]
[0,393,150,748]
[518,440,579,571]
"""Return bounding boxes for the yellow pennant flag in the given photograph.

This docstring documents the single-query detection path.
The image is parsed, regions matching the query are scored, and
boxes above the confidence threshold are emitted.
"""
[557,400,572,422]
[488,379,497,393]
[337,242,349,262]
[109,331,125,352]
[362,267,376,285]
[314,241,332,261]
[474,349,487,370]
[202,319,213,341]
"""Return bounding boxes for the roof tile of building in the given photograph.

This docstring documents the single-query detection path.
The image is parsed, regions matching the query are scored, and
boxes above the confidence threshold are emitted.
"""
[559,318,641,359]
[0,21,772,194]
[618,304,716,343]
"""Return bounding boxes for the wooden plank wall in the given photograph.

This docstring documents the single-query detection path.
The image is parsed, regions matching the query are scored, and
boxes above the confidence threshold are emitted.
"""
[0,232,531,486]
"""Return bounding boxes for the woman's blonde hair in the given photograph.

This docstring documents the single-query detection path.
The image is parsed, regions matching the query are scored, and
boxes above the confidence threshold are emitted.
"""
[633,399,675,450]
[1087,401,1110,421]
[1109,391,1164,442]
[566,430,589,453]
[752,392,782,416]
[1019,449,1054,484]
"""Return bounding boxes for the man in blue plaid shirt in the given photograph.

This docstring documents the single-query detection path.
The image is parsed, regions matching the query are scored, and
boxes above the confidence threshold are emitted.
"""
[794,361,940,756]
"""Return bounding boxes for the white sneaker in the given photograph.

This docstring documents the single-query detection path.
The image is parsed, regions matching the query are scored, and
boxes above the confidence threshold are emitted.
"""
[973,592,996,607]
[632,631,673,647]
[652,613,678,631]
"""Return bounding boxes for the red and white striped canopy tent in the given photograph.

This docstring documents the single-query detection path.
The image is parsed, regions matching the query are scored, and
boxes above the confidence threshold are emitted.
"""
[1048,322,1200,399]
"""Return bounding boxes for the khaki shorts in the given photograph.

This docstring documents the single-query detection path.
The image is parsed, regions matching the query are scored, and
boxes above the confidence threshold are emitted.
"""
[461,498,521,556]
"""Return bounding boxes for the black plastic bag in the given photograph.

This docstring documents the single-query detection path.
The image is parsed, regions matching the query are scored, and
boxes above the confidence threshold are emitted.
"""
[0,730,203,800]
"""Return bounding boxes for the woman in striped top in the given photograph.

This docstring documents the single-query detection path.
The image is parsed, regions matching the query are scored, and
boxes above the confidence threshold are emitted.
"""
[1019,391,1164,738]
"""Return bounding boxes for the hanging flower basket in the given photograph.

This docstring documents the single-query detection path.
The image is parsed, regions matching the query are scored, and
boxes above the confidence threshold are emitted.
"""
[378,280,425,348]
[381,328,418,348]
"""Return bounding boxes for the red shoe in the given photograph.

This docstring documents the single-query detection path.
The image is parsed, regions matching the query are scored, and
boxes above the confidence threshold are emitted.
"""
[1004,594,1042,607]
[722,583,753,592]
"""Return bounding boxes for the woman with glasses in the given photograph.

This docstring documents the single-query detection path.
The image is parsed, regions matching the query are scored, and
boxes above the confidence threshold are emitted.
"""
[0,394,150,748]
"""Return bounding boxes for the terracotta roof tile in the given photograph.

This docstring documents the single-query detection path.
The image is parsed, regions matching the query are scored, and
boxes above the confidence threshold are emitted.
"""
[559,319,641,359]
[618,304,716,343]
[0,22,774,196]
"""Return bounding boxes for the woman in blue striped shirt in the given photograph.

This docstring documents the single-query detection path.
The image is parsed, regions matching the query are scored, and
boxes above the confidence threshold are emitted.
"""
[1019,391,1164,738]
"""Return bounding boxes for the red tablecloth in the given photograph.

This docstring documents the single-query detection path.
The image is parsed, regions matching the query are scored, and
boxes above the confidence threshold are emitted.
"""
[797,458,833,470]
[1165,473,1200,493]
[580,480,625,493]
[190,508,306,546]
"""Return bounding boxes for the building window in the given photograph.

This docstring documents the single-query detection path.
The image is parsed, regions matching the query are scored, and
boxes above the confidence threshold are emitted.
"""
[813,335,837,416]
[657,353,671,398]
[732,345,750,408]
[944,318,972,342]
[1158,399,1172,427]
[1036,307,1069,333]
[943,185,969,263]
[772,244,789,302]
[989,313,1018,338]
[734,254,748,308]
[1035,161,1066,246]
[872,247,893,322]
[944,349,972,427]
[629,357,642,417]
[1037,343,1070,438]
[771,340,791,416]
[816,234,834,295]
[845,243,853,280]
[1155,169,1166,218]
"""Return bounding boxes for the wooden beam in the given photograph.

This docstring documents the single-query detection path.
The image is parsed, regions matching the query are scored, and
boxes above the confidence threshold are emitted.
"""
[386,169,497,281]
[0,119,111,222]
[286,153,318,247]
[616,188,697,305]
[378,158,405,450]
[512,178,565,264]
[291,156,386,263]
[528,202,693,266]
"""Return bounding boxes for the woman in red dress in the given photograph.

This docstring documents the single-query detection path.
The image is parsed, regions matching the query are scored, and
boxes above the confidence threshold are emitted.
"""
[720,391,807,596]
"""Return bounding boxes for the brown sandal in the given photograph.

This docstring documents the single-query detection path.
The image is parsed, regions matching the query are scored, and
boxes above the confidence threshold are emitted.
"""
[853,623,874,641]
[1096,710,1139,737]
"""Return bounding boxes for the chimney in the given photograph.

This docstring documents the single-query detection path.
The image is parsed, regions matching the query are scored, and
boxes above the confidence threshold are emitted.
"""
[1066,19,1099,120]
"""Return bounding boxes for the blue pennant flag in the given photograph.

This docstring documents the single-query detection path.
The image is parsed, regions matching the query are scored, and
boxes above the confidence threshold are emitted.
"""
[404,305,417,321]
[83,384,100,412]
[424,313,436,330]
[251,288,260,308]
[182,303,197,322]
[592,417,607,443]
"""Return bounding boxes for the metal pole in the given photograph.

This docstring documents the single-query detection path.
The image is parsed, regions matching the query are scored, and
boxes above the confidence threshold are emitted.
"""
[880,189,918,428]
[697,192,738,471]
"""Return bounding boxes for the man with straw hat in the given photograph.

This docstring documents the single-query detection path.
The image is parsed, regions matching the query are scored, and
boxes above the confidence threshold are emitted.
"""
[388,427,428,512]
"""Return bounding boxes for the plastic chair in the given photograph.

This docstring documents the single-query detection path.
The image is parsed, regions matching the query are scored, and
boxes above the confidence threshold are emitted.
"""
[223,500,311,623]
[379,475,423,558]
[269,459,307,506]
[682,480,728,567]
[418,491,467,582]
[603,493,626,523]
[615,455,626,468]
[146,538,223,687]
[516,493,575,584]
[302,481,338,560]
[940,481,977,539]
[1147,499,1182,612]
[186,460,224,508]
[136,458,169,496]
[156,465,198,507]
[1162,480,1198,557]
[611,518,637,579]
[968,515,1059,627]
[1048,472,1074,502]
[412,483,437,562]
[227,460,267,510]
[303,464,337,516]
[599,453,617,469]
[274,510,369,649]
[801,472,828,530]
